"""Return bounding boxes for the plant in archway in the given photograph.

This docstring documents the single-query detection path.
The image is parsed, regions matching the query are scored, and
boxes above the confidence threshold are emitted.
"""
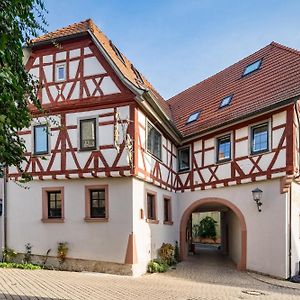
[198,216,217,240]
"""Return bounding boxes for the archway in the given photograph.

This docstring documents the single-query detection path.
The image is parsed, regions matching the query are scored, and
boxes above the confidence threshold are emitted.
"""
[180,197,247,271]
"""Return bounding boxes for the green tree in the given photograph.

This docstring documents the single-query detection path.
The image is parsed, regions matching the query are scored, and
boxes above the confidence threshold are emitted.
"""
[198,216,217,240]
[0,0,47,179]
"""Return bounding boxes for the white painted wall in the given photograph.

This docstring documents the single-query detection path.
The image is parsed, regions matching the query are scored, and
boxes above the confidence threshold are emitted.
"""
[226,210,241,265]
[7,177,133,264]
[290,181,300,276]
[176,178,288,278]
[132,178,178,274]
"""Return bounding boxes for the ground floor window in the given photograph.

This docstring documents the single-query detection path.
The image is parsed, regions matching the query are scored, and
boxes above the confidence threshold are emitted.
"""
[85,185,108,222]
[42,187,64,223]
[146,191,158,223]
[163,196,173,225]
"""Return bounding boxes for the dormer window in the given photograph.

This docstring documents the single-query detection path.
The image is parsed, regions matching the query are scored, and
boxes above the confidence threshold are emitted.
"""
[186,111,200,124]
[242,59,262,76]
[109,41,125,65]
[56,64,65,81]
[220,95,233,108]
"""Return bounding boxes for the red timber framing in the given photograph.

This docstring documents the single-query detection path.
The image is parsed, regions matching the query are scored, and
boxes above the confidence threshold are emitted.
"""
[9,36,139,180]
[174,105,296,192]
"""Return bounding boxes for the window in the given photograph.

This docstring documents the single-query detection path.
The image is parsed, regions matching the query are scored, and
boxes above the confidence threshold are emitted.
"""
[109,40,125,65]
[33,124,49,155]
[146,192,158,223]
[79,118,97,151]
[147,123,162,160]
[186,111,200,124]
[131,64,144,84]
[251,123,269,154]
[178,147,190,172]
[56,64,65,81]
[42,187,64,223]
[243,59,262,76]
[85,185,108,222]
[217,135,231,162]
[163,196,173,225]
[220,95,233,108]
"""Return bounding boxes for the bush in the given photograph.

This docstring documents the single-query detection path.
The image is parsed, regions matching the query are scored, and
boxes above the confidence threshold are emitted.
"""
[0,262,41,270]
[198,216,217,240]
[2,248,17,263]
[147,258,169,273]
[158,243,175,265]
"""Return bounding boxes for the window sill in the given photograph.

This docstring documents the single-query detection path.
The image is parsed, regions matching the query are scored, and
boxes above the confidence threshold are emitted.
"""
[146,150,162,163]
[216,158,232,165]
[163,221,173,225]
[250,149,270,157]
[84,217,108,223]
[146,219,159,224]
[41,218,64,223]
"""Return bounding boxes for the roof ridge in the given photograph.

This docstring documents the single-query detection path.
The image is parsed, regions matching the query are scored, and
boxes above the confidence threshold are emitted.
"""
[270,41,300,57]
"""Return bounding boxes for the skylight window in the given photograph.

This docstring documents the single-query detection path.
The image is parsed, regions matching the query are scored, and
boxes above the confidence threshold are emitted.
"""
[109,40,125,65]
[220,95,233,108]
[243,59,262,76]
[186,111,200,124]
[131,65,144,84]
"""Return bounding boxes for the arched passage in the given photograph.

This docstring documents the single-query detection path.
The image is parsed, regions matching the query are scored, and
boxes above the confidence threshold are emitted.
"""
[180,197,247,271]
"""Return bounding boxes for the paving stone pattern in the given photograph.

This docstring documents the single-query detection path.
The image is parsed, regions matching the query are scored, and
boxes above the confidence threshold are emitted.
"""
[0,249,299,299]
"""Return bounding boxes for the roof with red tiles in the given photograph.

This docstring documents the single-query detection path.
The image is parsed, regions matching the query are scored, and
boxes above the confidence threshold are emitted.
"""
[168,42,300,137]
[31,19,172,119]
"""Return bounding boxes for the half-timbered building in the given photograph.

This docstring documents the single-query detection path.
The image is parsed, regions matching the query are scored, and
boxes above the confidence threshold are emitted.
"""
[4,19,300,278]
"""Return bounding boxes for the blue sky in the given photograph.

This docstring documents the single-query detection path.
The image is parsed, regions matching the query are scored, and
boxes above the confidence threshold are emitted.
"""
[42,0,300,99]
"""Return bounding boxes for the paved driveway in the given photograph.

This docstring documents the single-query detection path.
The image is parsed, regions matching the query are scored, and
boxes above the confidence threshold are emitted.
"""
[0,249,299,300]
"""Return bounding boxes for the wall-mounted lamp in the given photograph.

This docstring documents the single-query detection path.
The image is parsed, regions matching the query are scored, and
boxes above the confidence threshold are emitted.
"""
[252,188,263,212]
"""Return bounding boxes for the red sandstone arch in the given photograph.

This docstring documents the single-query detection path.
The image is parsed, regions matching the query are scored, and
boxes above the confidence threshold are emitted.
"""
[180,197,247,271]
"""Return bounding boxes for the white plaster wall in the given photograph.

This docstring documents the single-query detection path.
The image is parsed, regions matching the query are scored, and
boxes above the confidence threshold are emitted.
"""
[290,181,300,276]
[226,210,241,265]
[132,178,178,273]
[7,177,133,264]
[177,178,288,278]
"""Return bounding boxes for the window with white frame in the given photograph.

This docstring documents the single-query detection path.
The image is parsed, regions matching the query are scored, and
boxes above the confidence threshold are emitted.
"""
[178,147,190,171]
[251,123,269,154]
[217,135,231,162]
[33,124,49,155]
[79,118,97,151]
[56,64,65,81]
[147,122,162,160]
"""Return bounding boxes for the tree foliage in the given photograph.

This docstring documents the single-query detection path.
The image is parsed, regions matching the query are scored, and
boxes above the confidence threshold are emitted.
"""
[0,0,47,176]
[193,216,217,240]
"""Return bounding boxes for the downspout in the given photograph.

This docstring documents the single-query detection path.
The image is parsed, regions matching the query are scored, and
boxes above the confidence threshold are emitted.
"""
[288,185,292,278]
[3,167,7,250]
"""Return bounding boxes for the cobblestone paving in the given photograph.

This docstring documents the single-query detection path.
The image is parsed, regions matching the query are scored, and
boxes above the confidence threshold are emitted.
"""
[0,249,299,299]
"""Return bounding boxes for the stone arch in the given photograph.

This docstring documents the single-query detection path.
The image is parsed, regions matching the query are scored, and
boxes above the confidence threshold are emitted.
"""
[179,197,247,271]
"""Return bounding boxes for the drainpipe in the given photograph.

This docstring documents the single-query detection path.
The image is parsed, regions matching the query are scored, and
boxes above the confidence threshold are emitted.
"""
[288,186,292,278]
[3,167,7,251]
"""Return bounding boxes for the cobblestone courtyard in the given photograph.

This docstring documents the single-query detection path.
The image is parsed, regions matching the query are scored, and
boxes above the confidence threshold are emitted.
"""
[0,249,299,300]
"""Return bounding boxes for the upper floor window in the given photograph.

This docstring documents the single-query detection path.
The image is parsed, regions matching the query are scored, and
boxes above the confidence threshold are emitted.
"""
[147,123,162,160]
[56,64,65,81]
[217,135,231,162]
[33,124,49,155]
[79,118,97,151]
[220,95,233,108]
[178,147,190,172]
[251,123,269,154]
[242,59,262,76]
[186,111,200,124]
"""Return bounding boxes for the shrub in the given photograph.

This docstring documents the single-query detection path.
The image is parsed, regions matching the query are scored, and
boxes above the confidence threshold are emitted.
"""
[147,258,169,273]
[23,243,32,264]
[0,262,41,270]
[57,242,68,266]
[158,243,175,265]
[2,248,17,263]
[199,216,217,240]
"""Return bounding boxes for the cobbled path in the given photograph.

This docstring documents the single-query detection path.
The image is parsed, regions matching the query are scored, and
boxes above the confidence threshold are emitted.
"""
[0,249,299,299]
